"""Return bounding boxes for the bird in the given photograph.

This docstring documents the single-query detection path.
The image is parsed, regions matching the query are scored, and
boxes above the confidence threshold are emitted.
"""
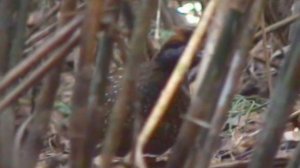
[102,28,202,156]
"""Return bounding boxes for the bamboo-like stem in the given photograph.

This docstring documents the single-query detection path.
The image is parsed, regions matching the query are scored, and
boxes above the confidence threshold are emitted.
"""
[134,1,218,168]
[12,1,78,168]
[0,1,19,167]
[25,23,57,47]
[8,0,30,67]
[83,1,119,167]
[193,1,263,167]
[0,16,82,95]
[100,0,158,167]
[0,31,79,112]
[0,0,16,75]
[166,1,239,167]
[68,0,104,167]
[249,20,300,168]
[12,34,79,168]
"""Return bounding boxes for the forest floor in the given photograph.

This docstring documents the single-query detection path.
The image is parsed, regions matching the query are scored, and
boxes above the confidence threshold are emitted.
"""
[13,71,298,168]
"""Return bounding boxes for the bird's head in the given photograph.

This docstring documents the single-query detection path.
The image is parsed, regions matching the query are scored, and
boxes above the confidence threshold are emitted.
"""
[153,28,203,73]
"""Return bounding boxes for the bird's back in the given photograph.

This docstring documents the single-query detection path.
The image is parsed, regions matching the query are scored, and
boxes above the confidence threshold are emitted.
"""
[102,61,190,155]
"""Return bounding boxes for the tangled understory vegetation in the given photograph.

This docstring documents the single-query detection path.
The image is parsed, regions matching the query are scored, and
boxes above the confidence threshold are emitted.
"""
[1,0,300,168]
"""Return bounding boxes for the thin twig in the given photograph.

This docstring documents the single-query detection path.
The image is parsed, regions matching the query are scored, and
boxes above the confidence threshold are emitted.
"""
[25,23,57,47]
[254,13,300,40]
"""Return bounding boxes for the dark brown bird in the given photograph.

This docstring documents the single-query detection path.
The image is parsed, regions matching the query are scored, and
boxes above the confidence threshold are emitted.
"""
[102,29,202,156]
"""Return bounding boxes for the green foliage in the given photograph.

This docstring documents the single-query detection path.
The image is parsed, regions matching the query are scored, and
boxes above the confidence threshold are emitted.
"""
[54,102,72,116]
[225,95,268,133]
[230,95,267,117]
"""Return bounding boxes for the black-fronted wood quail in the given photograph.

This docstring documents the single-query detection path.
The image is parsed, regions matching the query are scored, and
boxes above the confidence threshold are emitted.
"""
[102,29,201,156]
